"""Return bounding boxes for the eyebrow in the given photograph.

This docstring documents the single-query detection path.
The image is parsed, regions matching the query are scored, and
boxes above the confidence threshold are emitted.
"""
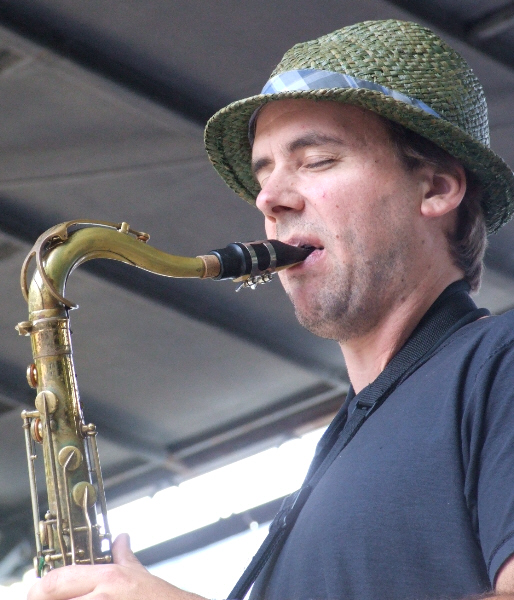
[251,132,346,177]
[287,132,345,153]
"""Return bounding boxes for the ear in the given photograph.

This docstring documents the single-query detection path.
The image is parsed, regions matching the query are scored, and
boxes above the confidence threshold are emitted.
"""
[419,164,466,219]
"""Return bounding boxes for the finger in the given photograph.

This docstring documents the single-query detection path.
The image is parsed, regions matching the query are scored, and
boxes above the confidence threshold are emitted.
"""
[112,533,146,571]
[27,565,102,600]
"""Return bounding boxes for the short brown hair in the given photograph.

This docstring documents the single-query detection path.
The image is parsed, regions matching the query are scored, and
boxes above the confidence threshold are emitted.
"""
[384,120,487,291]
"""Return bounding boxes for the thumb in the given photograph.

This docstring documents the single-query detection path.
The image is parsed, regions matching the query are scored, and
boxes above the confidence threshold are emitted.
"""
[112,533,145,570]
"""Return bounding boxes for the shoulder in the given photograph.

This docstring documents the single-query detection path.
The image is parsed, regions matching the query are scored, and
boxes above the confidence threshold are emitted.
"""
[443,309,514,361]
[413,309,514,402]
[442,309,514,406]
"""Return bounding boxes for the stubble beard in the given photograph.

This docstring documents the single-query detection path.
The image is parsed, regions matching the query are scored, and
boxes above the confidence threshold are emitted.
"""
[285,240,410,344]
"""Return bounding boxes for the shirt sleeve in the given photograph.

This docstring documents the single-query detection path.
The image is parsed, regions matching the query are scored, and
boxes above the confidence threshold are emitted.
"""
[462,338,514,585]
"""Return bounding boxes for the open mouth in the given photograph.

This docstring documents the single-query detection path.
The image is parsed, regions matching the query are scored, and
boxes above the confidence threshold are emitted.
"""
[280,240,325,267]
[287,243,324,269]
[301,244,324,252]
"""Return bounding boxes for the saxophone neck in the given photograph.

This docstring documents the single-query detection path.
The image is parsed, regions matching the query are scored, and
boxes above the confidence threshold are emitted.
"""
[21,220,207,314]
[19,219,315,317]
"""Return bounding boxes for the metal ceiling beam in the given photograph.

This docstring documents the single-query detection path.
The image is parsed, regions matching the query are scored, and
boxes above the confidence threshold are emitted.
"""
[0,359,169,465]
[98,383,345,500]
[0,197,346,383]
[0,1,215,126]
[90,260,346,383]
[0,380,340,582]
[468,3,514,42]
[167,384,346,469]
[0,342,343,502]
[0,494,286,582]
[385,0,514,71]
[0,357,35,409]
[0,1,512,127]
[385,0,467,37]
[1,354,343,504]
[2,193,508,383]
[0,510,33,584]
[136,495,284,567]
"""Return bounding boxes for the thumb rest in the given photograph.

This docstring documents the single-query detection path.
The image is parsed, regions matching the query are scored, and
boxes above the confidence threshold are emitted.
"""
[16,219,313,576]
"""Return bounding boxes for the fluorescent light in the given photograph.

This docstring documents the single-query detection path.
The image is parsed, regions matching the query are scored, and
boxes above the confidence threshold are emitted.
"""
[149,523,272,598]
[108,427,324,552]
[3,427,325,600]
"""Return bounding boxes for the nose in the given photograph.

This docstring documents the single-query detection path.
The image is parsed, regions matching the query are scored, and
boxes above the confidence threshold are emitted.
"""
[255,171,305,223]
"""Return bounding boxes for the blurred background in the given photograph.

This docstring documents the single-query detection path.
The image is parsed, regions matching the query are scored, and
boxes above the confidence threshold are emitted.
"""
[0,0,513,596]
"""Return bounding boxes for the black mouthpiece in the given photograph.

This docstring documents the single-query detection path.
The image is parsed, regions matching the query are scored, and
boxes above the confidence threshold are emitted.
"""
[209,240,314,280]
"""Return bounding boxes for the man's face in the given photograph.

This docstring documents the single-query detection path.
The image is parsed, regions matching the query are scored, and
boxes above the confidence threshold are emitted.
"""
[252,99,429,343]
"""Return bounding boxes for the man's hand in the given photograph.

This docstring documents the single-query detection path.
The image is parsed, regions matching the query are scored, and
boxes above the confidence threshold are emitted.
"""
[496,554,514,596]
[27,533,207,600]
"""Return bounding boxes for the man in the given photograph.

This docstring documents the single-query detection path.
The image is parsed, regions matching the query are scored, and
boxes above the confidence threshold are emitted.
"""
[29,19,514,600]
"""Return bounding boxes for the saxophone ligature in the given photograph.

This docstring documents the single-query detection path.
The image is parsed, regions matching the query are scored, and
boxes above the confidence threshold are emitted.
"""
[16,219,314,576]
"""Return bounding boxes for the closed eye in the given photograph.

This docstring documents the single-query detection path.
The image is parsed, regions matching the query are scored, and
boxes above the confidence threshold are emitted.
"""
[305,158,336,169]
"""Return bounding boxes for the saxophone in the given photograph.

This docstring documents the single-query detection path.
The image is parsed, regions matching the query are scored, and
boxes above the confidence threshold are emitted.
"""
[16,219,313,577]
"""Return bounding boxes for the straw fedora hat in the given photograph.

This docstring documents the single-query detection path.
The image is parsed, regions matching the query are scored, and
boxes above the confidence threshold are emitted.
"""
[205,19,514,233]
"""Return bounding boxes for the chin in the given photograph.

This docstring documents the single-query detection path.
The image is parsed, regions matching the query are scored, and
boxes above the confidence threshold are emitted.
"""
[290,295,327,333]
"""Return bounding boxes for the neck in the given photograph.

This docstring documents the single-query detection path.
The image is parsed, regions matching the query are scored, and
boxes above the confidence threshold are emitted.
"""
[341,273,464,394]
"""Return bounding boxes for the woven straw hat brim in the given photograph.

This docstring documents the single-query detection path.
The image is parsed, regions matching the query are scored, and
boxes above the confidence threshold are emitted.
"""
[205,87,514,234]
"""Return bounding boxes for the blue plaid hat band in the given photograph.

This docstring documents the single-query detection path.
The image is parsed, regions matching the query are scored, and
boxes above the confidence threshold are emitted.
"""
[261,69,441,119]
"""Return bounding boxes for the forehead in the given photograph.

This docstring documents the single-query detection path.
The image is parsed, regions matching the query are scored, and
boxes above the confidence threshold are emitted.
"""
[253,99,390,148]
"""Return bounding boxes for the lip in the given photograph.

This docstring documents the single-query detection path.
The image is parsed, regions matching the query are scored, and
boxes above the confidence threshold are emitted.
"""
[282,236,324,250]
[282,237,325,270]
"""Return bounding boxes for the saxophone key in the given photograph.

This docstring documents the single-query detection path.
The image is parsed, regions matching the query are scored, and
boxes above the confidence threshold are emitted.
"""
[31,418,44,443]
[72,481,97,507]
[26,363,38,388]
[35,390,59,415]
[58,446,83,471]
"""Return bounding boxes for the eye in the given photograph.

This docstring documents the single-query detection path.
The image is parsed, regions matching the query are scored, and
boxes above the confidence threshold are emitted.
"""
[304,158,336,169]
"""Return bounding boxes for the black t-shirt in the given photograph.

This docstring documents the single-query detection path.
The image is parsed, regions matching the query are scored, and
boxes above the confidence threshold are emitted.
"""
[263,311,514,600]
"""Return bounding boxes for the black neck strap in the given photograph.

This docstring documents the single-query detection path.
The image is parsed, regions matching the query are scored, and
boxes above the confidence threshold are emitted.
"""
[229,281,489,600]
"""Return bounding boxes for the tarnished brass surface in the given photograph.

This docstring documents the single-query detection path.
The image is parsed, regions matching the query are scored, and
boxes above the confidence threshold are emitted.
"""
[17,220,217,576]
[17,220,308,577]
[20,220,207,310]
[35,391,58,415]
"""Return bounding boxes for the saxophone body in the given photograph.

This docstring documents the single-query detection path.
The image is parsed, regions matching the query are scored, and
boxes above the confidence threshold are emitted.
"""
[16,220,313,576]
